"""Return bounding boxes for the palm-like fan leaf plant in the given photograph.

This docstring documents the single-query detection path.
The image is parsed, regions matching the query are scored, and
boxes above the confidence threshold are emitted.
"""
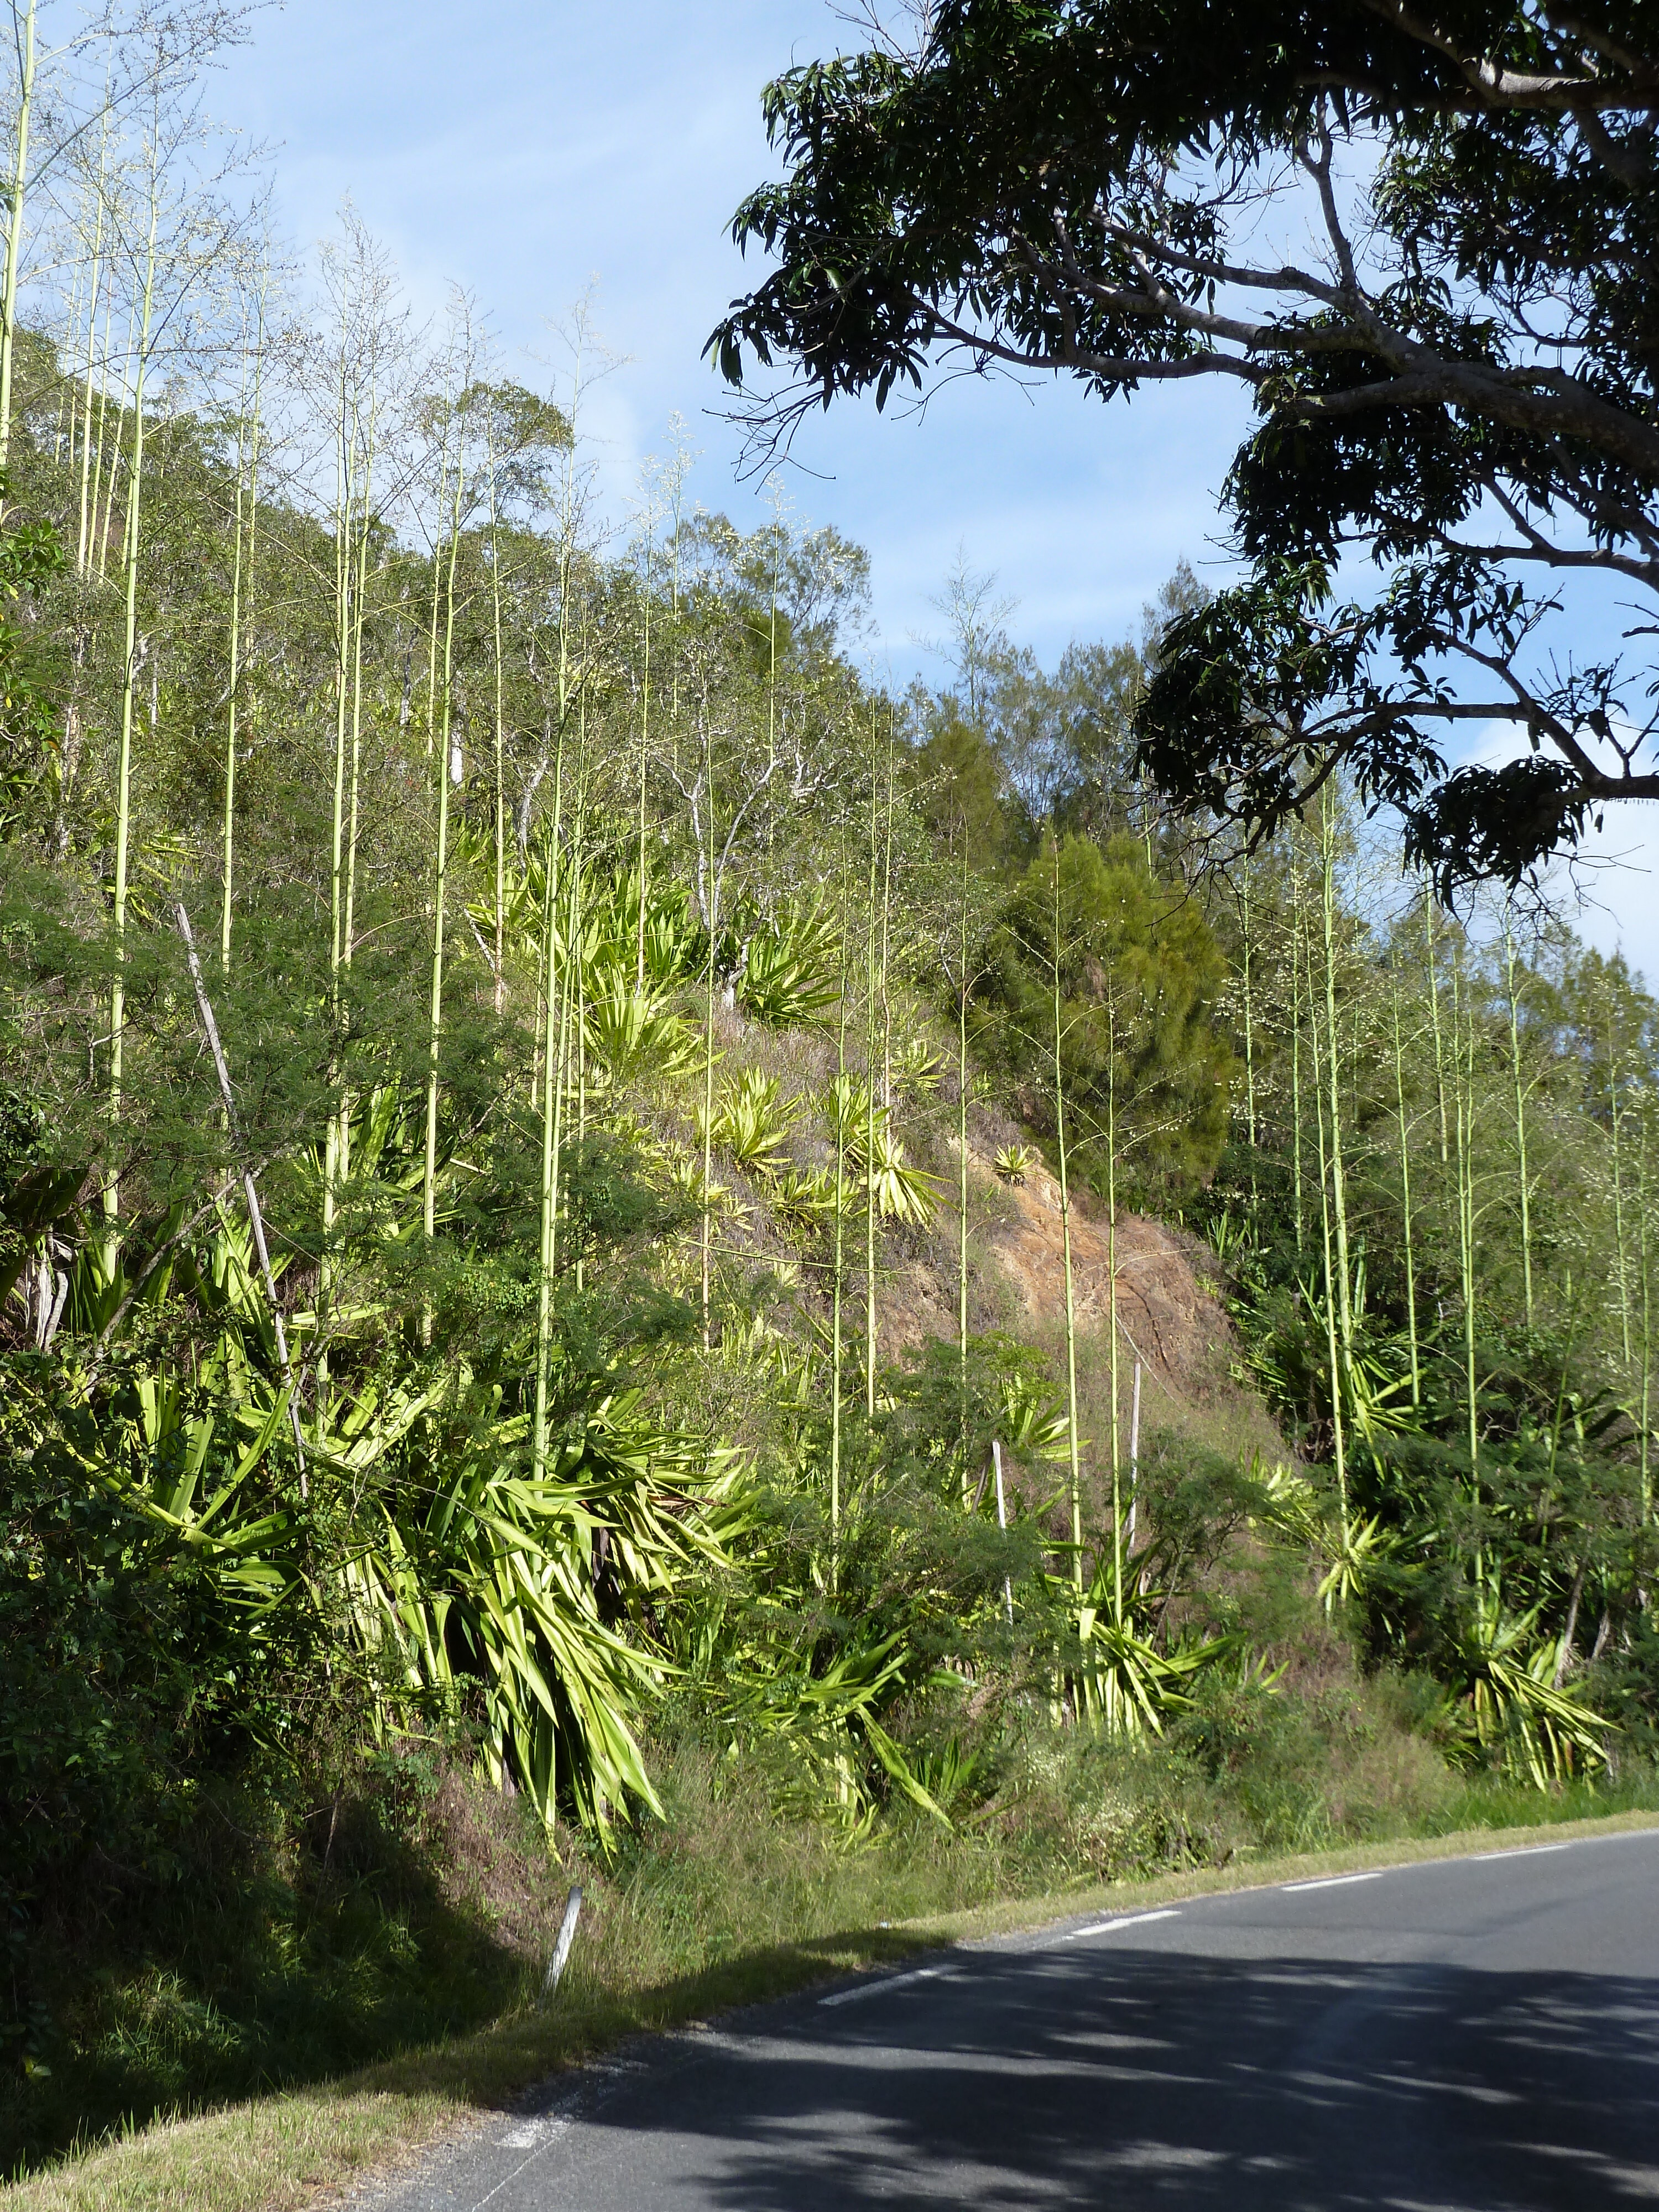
[771,1163,843,1239]
[585,981,700,1089]
[730,898,841,1029]
[867,1126,941,1227]
[703,1068,799,1178]
[822,1077,941,1223]
[1453,1584,1610,1786]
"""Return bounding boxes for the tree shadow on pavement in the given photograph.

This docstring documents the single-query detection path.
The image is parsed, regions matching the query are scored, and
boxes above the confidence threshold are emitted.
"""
[581,1943,1659,2211]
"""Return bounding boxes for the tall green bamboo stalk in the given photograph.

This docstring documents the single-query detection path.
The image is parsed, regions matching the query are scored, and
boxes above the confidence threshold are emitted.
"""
[864,710,880,1418]
[1450,937,1481,1497]
[1105,984,1124,1619]
[830,843,853,1544]
[321,320,359,1357]
[1502,908,1535,1327]
[0,0,38,491]
[486,395,508,1012]
[420,411,466,1285]
[1289,856,1307,1257]
[88,278,128,582]
[1637,1125,1653,1553]
[218,269,265,972]
[956,825,971,1478]
[1318,789,1356,1415]
[1240,854,1258,1199]
[531,734,568,1480]
[326,347,353,986]
[1306,912,1349,1541]
[634,531,651,988]
[1050,839,1084,1590]
[74,111,111,573]
[422,430,449,757]
[764,482,780,797]
[1609,1006,1633,1364]
[55,260,82,467]
[879,717,896,1111]
[102,152,160,1233]
[341,384,373,980]
[568,736,589,1297]
[697,792,717,1348]
[1639,1105,1652,1532]
[1390,977,1422,1406]
[326,366,379,1366]
[76,250,108,570]
[1423,880,1450,1166]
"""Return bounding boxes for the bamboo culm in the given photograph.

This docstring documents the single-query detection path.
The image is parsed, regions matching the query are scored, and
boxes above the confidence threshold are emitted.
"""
[103,161,161,1232]
[421,423,466,1283]
[1050,842,1084,1591]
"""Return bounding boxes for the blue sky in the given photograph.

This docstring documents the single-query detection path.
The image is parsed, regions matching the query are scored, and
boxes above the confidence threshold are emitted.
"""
[215,0,1657,984]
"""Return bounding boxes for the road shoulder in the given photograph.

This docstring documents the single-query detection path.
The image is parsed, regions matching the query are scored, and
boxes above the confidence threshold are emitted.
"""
[8,1808,1658,2212]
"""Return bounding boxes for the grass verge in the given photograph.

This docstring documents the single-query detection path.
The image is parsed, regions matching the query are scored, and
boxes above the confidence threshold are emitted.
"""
[9,1802,1657,2212]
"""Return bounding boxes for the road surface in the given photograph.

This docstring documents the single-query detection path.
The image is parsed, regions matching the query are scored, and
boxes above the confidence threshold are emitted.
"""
[361,1826,1659,2211]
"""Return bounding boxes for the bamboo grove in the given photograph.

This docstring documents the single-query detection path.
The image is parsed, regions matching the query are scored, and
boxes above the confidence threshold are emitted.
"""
[1194,811,1659,1785]
[2,27,1658,1975]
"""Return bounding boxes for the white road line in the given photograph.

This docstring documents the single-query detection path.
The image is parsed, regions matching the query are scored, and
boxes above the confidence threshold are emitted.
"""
[1468,1843,1571,1861]
[471,2117,573,2209]
[819,1965,946,2008]
[1280,1871,1385,1893]
[1063,1908,1182,1941]
[500,2117,568,2152]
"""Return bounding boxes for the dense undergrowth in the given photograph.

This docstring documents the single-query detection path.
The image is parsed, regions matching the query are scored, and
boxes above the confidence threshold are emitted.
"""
[10,1464,1658,2177]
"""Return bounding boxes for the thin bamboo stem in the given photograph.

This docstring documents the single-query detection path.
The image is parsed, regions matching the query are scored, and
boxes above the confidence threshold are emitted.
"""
[1051,840,1083,1591]
[1290,859,1306,1257]
[864,711,879,1418]
[103,164,159,1233]
[531,737,568,1480]
[635,540,651,989]
[1424,881,1449,1166]
[0,0,38,491]
[487,401,507,1013]
[421,418,466,1293]
[1319,791,1356,1407]
[1391,980,1421,1405]
[1307,916,1349,1540]
[957,827,971,1490]
[830,845,852,1546]
[1503,909,1535,1327]
[219,271,265,972]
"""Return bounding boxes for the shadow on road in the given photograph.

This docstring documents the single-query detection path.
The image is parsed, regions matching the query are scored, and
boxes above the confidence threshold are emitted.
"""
[594,1943,1659,2210]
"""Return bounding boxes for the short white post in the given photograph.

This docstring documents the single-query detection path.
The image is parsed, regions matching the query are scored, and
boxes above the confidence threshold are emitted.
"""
[993,1438,1013,1627]
[542,1885,583,2004]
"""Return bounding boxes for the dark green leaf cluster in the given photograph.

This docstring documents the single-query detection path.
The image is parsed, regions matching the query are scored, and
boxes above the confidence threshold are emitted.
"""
[716,1,1659,890]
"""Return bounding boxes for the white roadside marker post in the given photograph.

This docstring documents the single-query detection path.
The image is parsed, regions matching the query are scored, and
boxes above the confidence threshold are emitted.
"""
[542,1886,584,2004]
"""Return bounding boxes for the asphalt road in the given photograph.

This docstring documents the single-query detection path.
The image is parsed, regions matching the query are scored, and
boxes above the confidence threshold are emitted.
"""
[362,1827,1659,2211]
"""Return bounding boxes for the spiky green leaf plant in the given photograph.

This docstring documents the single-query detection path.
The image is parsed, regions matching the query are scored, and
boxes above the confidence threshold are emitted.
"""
[732,898,841,1028]
[704,1068,799,1178]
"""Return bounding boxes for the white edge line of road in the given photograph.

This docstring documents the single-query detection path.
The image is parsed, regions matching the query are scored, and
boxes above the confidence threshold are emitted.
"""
[1280,1871,1386,1892]
[819,1965,949,2008]
[1062,1908,1183,1942]
[815,1826,1656,2008]
[1281,1838,1586,1892]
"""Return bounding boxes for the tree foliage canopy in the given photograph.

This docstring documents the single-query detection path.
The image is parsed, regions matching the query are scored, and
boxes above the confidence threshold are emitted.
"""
[983,833,1236,1189]
[713,0,1659,893]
